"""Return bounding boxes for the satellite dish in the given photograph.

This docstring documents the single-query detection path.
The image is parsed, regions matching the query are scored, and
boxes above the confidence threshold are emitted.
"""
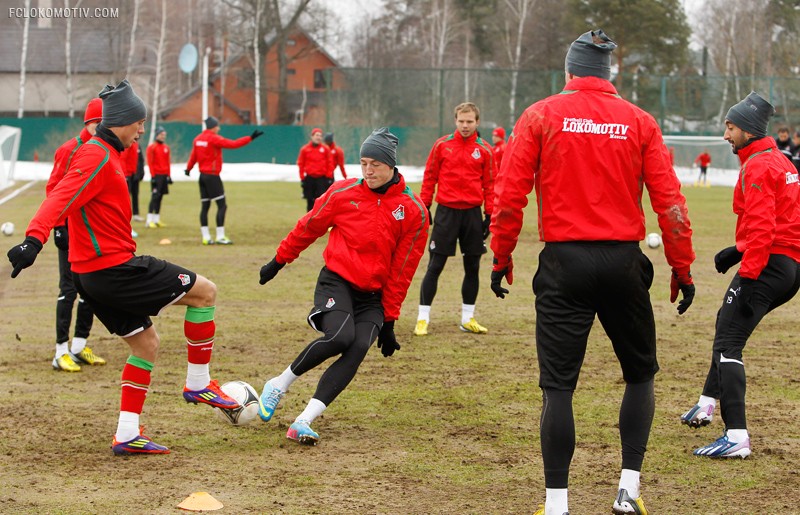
[178,44,199,73]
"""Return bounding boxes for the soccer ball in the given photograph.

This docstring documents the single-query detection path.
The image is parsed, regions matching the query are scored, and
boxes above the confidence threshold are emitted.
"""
[1,222,14,236]
[213,381,260,426]
[646,233,662,249]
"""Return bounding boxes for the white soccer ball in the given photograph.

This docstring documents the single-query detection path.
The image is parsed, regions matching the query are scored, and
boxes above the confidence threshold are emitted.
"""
[646,232,662,249]
[1,222,14,236]
[213,381,260,426]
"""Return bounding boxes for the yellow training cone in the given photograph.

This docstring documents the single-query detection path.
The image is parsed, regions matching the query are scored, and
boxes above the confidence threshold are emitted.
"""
[177,491,223,511]
[159,238,172,245]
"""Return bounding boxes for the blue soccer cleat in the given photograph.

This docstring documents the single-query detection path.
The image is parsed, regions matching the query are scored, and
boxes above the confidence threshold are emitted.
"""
[258,380,285,422]
[681,403,714,428]
[286,420,319,446]
[693,433,751,458]
[112,427,170,456]
[183,379,240,409]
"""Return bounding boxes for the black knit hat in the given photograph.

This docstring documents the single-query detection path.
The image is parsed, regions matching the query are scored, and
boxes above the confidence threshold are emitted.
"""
[360,127,398,169]
[205,116,219,130]
[155,126,166,136]
[725,91,775,138]
[324,132,334,145]
[98,79,147,127]
[565,29,617,80]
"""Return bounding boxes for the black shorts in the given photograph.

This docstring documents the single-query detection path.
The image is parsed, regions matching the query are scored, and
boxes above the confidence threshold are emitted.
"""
[151,174,170,196]
[72,255,197,337]
[533,242,657,390]
[199,174,225,201]
[307,267,384,331]
[428,204,486,256]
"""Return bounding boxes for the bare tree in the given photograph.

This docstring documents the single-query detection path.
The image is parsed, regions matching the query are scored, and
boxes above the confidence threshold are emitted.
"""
[126,0,141,77]
[64,0,86,118]
[17,0,31,118]
[501,0,535,126]
[149,0,168,144]
[253,0,264,125]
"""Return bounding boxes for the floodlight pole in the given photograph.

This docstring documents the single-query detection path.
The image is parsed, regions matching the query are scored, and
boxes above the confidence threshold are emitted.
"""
[202,47,211,126]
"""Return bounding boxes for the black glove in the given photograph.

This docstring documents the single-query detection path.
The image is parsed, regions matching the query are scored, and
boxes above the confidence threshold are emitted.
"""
[259,257,285,285]
[7,236,43,278]
[670,269,695,315]
[251,130,264,140]
[167,176,173,185]
[490,256,514,299]
[377,320,400,357]
[482,214,491,240]
[425,205,433,224]
[738,277,755,317]
[53,226,69,251]
[714,246,743,274]
[301,178,308,199]
[184,169,191,177]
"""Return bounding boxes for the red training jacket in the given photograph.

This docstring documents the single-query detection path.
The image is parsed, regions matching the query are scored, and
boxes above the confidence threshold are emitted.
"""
[120,140,139,177]
[420,130,495,215]
[493,140,505,170]
[695,152,711,167]
[186,129,252,175]
[46,127,92,197]
[327,142,347,179]
[732,137,800,279]
[297,142,332,180]
[491,76,694,274]
[26,136,136,273]
[146,141,171,176]
[275,175,429,322]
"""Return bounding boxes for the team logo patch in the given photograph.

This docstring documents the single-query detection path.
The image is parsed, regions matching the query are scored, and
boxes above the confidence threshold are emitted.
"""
[319,147,326,153]
[392,205,405,220]
[178,273,191,286]
[326,297,336,308]
[471,148,481,160]
[430,240,436,250]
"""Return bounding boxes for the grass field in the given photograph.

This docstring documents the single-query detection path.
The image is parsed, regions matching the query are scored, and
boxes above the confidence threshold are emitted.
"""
[0,179,798,514]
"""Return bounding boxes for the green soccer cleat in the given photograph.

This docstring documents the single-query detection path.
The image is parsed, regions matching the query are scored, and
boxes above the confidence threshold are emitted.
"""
[215,237,233,245]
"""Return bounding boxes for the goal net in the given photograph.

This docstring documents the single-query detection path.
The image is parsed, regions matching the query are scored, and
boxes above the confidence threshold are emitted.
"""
[663,135,739,187]
[0,125,21,191]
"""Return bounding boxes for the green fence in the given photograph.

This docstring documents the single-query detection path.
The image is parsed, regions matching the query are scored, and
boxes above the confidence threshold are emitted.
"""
[6,70,800,167]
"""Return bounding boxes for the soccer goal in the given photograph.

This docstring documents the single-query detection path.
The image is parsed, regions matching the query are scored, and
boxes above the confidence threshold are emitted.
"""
[664,135,739,186]
[0,125,22,190]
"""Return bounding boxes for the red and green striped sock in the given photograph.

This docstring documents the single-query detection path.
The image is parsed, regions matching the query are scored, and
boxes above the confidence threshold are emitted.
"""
[184,306,215,390]
[116,355,153,442]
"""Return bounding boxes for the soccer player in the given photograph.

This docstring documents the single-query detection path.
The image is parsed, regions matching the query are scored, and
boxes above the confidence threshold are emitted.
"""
[681,92,800,459]
[6,80,240,456]
[185,116,263,245]
[256,128,429,445]
[120,140,144,225]
[324,132,347,181]
[694,149,711,187]
[146,126,172,228]
[297,128,333,212]
[489,30,695,515]
[45,97,105,372]
[414,102,495,336]
[492,126,506,169]
[774,126,795,161]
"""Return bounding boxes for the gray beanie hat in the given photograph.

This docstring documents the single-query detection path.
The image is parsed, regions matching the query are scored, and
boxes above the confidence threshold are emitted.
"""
[205,116,219,130]
[565,29,617,80]
[725,91,775,138]
[98,79,147,127]
[360,127,398,169]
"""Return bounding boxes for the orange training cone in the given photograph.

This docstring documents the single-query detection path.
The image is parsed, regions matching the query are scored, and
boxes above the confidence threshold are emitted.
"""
[177,491,224,512]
